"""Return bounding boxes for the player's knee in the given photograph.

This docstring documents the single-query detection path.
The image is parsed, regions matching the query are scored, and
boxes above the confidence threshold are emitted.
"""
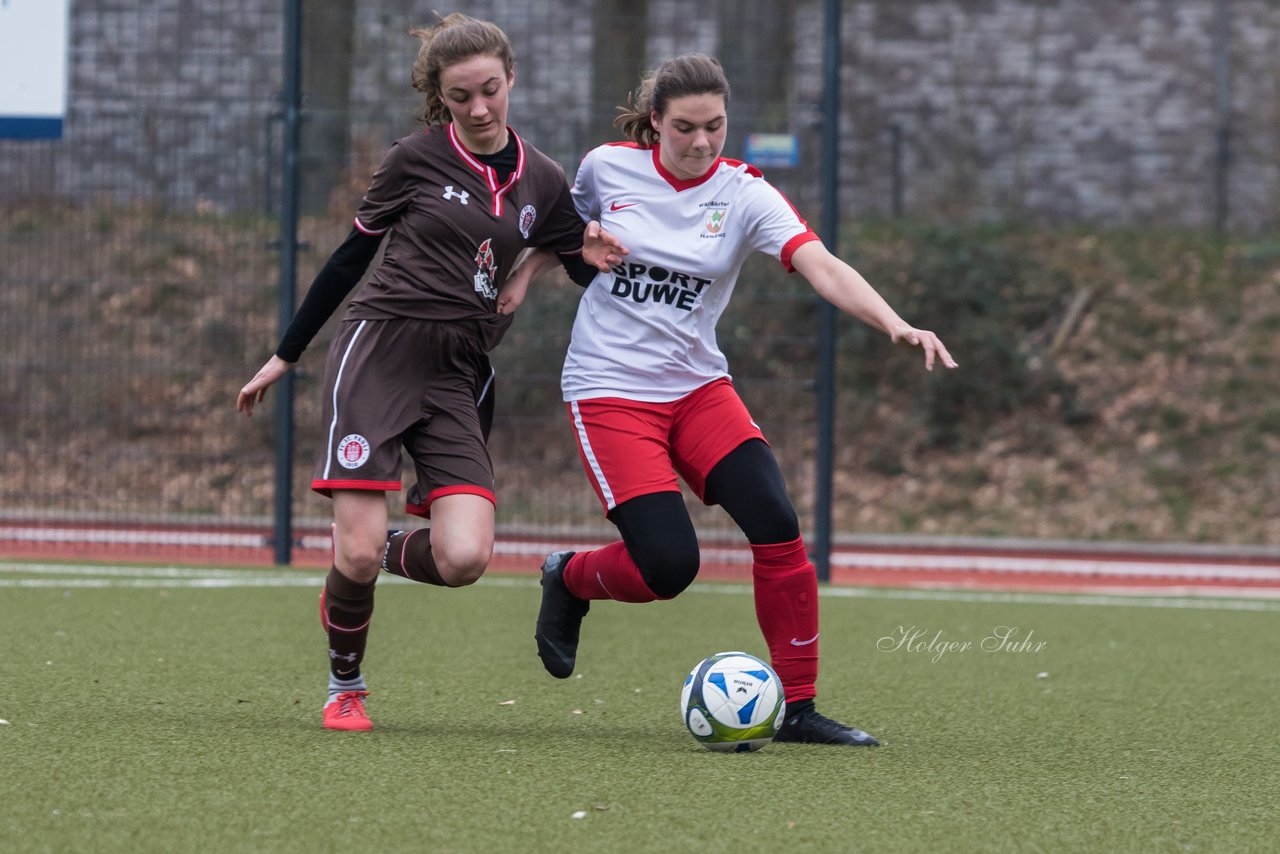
[637,542,700,600]
[742,504,798,545]
[739,498,800,545]
[337,540,384,583]
[433,540,492,587]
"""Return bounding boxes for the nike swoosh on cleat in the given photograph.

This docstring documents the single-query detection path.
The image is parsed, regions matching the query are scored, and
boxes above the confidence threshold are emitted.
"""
[609,201,637,211]
[538,637,573,666]
[790,633,819,646]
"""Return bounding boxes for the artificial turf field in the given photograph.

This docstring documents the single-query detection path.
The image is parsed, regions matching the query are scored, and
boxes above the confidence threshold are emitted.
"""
[3,562,1277,853]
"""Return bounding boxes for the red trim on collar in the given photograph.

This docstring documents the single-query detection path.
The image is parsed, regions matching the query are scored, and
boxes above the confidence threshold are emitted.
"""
[446,123,525,216]
[650,144,731,191]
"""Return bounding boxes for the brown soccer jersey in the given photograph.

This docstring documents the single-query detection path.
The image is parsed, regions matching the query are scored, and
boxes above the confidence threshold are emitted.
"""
[346,123,584,351]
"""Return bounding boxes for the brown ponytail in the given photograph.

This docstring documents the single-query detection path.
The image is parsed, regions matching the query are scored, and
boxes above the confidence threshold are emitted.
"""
[613,53,730,145]
[410,13,515,126]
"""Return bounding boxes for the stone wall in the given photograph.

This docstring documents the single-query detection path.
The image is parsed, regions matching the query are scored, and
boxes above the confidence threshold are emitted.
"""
[809,0,1280,229]
[1,0,283,210]
[2,0,1277,231]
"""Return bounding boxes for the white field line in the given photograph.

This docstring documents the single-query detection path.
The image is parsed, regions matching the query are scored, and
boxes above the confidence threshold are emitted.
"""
[826,552,1280,581]
[1,527,269,547]
[2,563,272,578]
[8,527,1279,583]
[2,562,1279,611]
[691,548,1280,581]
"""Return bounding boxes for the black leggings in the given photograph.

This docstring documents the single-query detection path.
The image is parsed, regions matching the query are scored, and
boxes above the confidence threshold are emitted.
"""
[608,439,800,598]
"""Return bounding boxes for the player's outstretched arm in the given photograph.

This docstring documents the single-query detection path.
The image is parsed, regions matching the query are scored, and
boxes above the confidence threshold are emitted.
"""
[791,241,958,372]
[236,355,293,417]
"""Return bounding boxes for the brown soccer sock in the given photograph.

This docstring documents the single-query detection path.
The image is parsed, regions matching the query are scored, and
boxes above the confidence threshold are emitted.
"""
[381,529,453,586]
[324,566,375,679]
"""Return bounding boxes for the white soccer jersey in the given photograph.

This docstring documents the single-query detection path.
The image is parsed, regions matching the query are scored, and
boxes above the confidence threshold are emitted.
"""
[563,143,820,403]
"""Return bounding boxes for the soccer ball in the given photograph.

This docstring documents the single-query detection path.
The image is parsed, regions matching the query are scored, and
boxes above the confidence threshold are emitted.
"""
[680,651,786,752]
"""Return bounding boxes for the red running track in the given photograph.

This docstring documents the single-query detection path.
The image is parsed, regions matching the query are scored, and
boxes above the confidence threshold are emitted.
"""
[2,521,1279,599]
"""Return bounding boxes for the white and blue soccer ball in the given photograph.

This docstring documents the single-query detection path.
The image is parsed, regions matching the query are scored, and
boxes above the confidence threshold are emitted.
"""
[680,651,786,752]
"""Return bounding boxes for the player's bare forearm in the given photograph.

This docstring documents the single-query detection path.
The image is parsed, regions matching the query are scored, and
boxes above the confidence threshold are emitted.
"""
[498,249,558,315]
[512,247,561,281]
[792,241,958,372]
[792,242,898,329]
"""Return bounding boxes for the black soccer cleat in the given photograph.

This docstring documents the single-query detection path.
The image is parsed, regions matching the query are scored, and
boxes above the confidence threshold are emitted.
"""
[534,551,589,679]
[775,707,881,746]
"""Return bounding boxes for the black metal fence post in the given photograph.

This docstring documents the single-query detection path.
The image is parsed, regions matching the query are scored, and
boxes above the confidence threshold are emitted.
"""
[273,0,302,565]
[813,0,842,583]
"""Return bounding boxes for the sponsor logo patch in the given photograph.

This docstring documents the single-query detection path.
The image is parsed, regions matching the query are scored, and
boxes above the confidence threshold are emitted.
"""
[473,238,498,299]
[607,260,711,312]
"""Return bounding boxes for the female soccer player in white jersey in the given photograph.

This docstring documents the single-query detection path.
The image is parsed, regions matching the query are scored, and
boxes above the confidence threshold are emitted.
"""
[506,53,957,746]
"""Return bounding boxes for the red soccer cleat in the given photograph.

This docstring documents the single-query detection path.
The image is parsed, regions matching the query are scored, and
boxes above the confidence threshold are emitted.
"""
[323,690,372,731]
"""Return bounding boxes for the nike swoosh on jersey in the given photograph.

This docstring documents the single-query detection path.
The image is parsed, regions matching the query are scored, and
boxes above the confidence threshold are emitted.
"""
[790,633,819,646]
[609,201,638,211]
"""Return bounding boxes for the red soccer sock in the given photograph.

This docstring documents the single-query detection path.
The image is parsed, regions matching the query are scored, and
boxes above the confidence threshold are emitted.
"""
[562,540,660,603]
[751,537,819,703]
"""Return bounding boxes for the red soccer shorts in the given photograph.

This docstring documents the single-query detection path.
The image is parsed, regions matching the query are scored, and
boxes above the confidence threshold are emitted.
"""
[565,378,767,514]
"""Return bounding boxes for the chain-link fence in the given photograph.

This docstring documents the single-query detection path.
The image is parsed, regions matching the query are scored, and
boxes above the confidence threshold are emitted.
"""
[2,0,1277,563]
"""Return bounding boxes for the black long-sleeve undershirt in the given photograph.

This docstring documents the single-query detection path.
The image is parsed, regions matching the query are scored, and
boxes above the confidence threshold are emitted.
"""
[560,251,598,287]
[275,227,382,363]
[275,219,595,364]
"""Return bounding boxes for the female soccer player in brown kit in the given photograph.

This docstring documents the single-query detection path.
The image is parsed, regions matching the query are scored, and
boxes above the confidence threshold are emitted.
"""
[504,54,958,746]
[236,14,606,731]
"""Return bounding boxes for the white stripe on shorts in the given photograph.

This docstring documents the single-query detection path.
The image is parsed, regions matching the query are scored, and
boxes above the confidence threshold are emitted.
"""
[477,364,495,408]
[323,320,368,481]
[569,400,615,510]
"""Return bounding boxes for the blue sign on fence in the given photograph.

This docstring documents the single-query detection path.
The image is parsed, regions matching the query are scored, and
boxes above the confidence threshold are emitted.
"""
[0,0,70,139]
[744,133,799,169]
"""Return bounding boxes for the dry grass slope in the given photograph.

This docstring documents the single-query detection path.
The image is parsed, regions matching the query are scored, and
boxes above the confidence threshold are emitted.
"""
[2,204,1277,544]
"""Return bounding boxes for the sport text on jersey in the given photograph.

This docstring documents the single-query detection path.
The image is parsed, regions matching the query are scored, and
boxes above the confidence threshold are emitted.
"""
[607,261,712,312]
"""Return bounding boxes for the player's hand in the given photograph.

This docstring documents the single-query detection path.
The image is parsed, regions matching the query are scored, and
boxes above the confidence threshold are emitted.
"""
[496,271,530,315]
[889,324,958,372]
[583,220,628,272]
[236,355,292,416]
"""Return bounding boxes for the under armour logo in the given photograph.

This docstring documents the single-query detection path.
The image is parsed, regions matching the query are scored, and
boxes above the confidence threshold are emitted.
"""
[442,185,470,205]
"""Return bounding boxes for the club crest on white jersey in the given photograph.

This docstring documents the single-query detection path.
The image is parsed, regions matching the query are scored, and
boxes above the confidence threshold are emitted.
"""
[701,201,730,238]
